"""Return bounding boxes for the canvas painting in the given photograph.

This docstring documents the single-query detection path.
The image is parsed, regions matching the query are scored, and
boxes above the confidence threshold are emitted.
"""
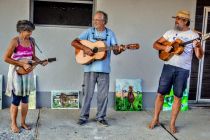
[115,79,143,111]
[163,86,189,111]
[51,90,79,109]
[29,75,37,109]
[0,75,2,110]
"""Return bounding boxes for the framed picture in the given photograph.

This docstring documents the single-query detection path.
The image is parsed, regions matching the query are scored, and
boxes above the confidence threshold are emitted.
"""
[163,86,189,111]
[115,79,143,111]
[0,75,2,110]
[51,90,79,109]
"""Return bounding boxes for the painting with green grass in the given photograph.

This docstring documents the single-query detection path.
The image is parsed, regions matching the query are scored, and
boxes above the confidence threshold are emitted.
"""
[163,86,189,111]
[51,90,79,109]
[115,79,143,111]
[29,75,37,109]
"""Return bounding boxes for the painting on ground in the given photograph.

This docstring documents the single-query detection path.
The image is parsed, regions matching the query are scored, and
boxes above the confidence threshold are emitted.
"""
[163,86,189,111]
[115,79,143,111]
[51,90,79,109]
[29,75,37,109]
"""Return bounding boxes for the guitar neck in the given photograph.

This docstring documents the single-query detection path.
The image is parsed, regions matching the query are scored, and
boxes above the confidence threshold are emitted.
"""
[181,37,201,46]
[97,46,125,52]
[32,58,56,65]
[32,60,46,65]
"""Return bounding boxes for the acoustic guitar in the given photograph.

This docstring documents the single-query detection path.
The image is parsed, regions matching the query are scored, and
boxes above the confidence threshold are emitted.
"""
[16,57,56,75]
[75,40,140,65]
[159,33,210,61]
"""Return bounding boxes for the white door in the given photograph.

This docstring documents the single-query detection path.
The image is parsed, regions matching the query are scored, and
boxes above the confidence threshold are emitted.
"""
[197,7,210,102]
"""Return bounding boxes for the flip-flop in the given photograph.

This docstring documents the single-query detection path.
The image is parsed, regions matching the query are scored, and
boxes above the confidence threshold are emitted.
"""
[21,125,31,130]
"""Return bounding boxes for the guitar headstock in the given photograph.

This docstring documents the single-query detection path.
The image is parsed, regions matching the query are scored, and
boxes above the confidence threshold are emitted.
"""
[126,43,140,50]
[202,33,210,41]
[47,57,56,62]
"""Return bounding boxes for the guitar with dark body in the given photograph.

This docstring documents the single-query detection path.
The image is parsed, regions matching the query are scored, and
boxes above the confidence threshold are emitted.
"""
[16,57,56,75]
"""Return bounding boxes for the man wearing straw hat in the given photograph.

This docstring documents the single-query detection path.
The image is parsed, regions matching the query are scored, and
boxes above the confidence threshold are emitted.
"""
[148,10,204,133]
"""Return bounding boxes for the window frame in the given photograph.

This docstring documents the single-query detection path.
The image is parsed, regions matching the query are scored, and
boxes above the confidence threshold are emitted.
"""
[30,0,96,28]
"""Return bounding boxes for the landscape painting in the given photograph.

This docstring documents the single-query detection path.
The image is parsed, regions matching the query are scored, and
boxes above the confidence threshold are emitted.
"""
[115,79,143,111]
[163,86,189,111]
[51,90,79,109]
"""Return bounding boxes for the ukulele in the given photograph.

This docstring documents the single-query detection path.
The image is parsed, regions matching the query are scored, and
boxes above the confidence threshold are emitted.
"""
[16,57,56,75]
[75,40,140,65]
[159,33,210,61]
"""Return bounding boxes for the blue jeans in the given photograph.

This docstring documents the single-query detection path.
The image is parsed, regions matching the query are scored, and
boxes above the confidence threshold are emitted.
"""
[158,64,189,98]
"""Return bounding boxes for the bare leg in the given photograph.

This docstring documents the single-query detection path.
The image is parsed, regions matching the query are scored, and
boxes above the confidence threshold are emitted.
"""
[10,104,20,133]
[20,103,31,130]
[170,96,181,133]
[148,93,164,129]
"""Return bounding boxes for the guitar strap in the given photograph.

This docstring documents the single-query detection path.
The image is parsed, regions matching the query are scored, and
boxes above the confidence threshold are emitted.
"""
[91,27,109,41]
[29,37,43,53]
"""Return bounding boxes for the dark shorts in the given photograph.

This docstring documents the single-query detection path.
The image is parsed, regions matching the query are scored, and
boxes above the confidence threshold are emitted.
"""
[158,64,190,98]
[12,92,29,106]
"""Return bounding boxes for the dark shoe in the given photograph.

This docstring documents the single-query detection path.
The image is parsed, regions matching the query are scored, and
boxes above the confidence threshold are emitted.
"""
[97,120,109,127]
[77,119,87,126]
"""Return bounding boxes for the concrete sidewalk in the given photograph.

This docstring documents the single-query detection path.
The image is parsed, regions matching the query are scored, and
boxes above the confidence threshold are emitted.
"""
[0,108,210,140]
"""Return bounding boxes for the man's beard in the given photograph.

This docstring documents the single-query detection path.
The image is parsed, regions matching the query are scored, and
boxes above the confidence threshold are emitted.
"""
[174,24,183,31]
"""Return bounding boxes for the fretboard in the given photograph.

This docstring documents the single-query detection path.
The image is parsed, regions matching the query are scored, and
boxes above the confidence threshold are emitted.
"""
[181,37,201,46]
[97,46,123,52]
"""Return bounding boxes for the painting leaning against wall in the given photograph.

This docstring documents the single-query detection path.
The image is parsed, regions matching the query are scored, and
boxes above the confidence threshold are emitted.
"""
[51,90,79,109]
[163,86,189,111]
[115,79,143,111]
[29,75,37,109]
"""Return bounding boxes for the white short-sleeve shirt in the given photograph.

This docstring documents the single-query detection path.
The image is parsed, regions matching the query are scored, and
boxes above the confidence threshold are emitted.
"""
[163,29,199,70]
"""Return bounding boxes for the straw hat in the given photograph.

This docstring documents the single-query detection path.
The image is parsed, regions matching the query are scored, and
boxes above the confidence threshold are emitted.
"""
[172,10,190,20]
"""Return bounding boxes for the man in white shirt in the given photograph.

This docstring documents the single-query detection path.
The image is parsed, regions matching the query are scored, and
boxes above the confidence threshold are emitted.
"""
[148,10,204,133]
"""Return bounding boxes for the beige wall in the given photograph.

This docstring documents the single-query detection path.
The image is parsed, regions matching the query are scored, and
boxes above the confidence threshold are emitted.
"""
[0,0,197,92]
[97,0,197,91]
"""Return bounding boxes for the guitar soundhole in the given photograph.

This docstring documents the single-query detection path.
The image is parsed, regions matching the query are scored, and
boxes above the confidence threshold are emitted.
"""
[28,60,33,65]
[92,47,98,53]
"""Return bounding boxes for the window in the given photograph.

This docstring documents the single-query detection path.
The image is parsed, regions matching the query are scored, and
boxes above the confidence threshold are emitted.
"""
[30,0,94,27]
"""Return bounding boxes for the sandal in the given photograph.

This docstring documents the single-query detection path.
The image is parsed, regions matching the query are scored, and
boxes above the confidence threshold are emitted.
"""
[21,124,31,130]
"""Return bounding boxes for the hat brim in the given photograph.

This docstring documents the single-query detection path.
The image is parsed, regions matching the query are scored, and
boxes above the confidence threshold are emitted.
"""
[172,16,190,20]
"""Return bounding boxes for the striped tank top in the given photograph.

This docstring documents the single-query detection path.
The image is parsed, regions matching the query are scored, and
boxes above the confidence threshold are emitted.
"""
[6,38,35,97]
[12,38,33,60]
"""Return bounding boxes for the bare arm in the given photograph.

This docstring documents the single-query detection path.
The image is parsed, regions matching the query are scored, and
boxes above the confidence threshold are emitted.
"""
[71,38,86,50]
[194,41,203,59]
[3,38,26,67]
[153,37,170,51]
[71,38,93,56]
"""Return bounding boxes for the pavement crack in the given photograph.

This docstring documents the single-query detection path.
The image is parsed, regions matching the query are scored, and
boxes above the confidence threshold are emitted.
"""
[35,109,41,140]
[160,124,178,140]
